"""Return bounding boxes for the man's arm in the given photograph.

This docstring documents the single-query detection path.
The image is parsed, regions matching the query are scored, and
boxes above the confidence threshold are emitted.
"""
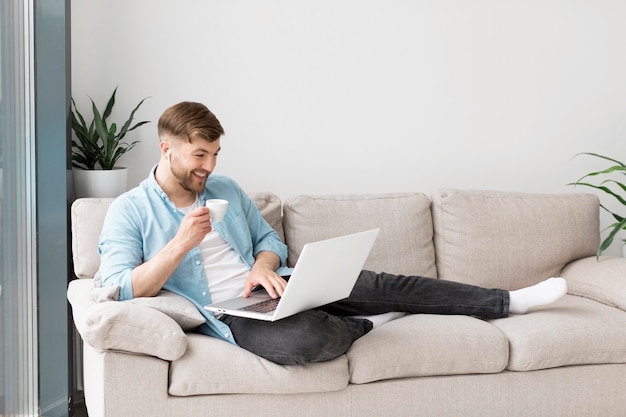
[132,206,212,297]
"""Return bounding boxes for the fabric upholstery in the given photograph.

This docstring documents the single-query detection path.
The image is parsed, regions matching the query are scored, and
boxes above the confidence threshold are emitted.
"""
[83,301,188,361]
[129,290,206,330]
[561,256,626,312]
[349,365,626,417]
[71,198,114,279]
[169,334,350,395]
[68,190,626,417]
[68,279,188,361]
[491,295,626,371]
[431,189,600,289]
[248,191,285,242]
[82,344,170,417]
[347,314,508,384]
[283,193,437,277]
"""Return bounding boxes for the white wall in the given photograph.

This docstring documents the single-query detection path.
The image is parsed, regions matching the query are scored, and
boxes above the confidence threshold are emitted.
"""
[71,0,626,255]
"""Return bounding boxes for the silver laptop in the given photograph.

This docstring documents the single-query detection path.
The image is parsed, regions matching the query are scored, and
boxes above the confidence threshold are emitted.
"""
[204,228,379,321]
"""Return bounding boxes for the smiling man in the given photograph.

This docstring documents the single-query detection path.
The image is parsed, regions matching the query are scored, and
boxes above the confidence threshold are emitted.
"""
[97,101,568,365]
[98,102,290,345]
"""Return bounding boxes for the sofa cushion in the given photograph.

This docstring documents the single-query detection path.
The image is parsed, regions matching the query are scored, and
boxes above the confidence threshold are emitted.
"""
[248,191,285,242]
[282,193,437,277]
[71,198,114,279]
[128,290,206,330]
[81,301,187,361]
[169,333,350,395]
[346,314,509,384]
[68,279,188,361]
[431,189,600,290]
[491,295,626,371]
[78,278,206,331]
[561,256,626,312]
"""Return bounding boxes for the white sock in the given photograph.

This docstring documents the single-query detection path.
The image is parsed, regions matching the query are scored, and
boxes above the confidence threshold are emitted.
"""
[508,277,568,315]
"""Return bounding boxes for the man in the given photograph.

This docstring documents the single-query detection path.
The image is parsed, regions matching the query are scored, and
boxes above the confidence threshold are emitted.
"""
[98,101,568,365]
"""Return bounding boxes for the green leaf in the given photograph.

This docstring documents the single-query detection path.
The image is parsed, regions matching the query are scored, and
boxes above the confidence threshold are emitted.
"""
[570,152,626,257]
[570,181,626,207]
[574,152,626,168]
[71,88,150,170]
[597,216,626,257]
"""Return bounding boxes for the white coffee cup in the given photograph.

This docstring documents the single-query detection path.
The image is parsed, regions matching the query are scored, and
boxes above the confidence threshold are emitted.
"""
[205,199,229,222]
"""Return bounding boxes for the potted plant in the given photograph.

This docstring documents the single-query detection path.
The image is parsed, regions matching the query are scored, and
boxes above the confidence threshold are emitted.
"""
[569,152,626,258]
[71,87,150,198]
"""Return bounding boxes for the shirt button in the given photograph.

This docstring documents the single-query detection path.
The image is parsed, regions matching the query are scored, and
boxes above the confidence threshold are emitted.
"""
[195,260,201,265]
[224,334,230,338]
[202,291,207,296]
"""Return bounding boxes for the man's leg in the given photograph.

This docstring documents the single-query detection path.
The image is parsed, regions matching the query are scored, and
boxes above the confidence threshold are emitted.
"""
[322,270,510,319]
[220,310,372,365]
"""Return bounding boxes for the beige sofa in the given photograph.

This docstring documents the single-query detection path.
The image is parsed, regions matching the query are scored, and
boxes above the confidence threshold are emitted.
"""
[67,189,626,417]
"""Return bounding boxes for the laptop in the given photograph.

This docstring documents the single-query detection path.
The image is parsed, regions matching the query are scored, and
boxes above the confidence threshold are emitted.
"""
[204,228,379,321]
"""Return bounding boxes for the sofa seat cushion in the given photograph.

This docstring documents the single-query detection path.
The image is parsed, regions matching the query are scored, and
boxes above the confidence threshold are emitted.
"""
[491,295,626,371]
[431,189,599,290]
[346,314,509,384]
[169,333,350,395]
[283,193,436,277]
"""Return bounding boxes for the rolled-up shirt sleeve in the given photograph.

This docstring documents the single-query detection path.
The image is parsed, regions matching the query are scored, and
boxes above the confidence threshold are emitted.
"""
[98,198,145,300]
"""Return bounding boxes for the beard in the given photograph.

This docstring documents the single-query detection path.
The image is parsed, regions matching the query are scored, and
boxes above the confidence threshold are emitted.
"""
[170,159,209,193]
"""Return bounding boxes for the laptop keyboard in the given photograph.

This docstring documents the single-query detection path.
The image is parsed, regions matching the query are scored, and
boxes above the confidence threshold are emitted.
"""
[242,297,281,313]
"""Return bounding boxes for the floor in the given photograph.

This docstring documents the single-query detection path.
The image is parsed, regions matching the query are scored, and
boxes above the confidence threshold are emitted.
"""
[72,398,88,417]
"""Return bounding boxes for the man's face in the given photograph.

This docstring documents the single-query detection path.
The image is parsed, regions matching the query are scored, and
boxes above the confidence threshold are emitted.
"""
[168,137,221,193]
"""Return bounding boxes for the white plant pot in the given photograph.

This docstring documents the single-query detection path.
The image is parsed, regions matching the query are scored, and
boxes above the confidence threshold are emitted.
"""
[73,167,128,199]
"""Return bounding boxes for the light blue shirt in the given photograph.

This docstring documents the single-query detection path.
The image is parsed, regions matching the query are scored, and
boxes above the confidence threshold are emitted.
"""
[98,167,291,344]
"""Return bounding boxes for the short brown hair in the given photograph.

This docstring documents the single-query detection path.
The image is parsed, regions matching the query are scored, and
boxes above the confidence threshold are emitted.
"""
[157,101,224,142]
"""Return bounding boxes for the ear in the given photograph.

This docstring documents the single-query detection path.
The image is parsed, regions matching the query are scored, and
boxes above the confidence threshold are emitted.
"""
[159,141,170,158]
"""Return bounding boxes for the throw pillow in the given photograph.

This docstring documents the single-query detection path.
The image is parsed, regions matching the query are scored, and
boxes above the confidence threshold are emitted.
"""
[82,301,188,361]
[128,290,206,330]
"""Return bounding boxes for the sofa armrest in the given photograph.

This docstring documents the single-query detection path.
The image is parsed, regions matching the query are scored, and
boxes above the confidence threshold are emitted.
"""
[561,256,626,311]
[68,279,188,361]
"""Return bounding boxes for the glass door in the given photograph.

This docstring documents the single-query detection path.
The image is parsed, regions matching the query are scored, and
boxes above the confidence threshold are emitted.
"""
[0,0,39,415]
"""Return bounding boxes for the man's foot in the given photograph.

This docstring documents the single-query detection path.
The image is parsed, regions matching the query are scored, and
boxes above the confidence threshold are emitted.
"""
[508,277,568,314]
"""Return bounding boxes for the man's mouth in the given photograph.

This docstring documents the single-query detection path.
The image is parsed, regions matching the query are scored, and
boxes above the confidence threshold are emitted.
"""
[192,171,208,179]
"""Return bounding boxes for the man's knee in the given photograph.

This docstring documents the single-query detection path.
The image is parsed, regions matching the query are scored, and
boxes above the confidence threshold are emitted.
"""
[225,310,372,365]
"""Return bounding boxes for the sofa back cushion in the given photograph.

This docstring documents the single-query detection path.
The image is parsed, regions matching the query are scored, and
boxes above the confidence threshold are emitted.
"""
[72,198,114,279]
[282,193,437,277]
[431,189,600,290]
[248,191,285,242]
[71,192,284,279]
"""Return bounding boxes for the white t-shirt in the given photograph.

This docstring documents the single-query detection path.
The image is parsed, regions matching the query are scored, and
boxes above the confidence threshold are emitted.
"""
[179,198,250,304]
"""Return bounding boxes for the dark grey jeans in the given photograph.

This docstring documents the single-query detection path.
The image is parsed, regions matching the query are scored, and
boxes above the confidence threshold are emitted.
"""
[219,270,510,365]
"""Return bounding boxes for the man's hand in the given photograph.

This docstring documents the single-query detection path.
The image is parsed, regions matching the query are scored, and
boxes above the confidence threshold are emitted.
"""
[173,206,212,252]
[243,252,286,299]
